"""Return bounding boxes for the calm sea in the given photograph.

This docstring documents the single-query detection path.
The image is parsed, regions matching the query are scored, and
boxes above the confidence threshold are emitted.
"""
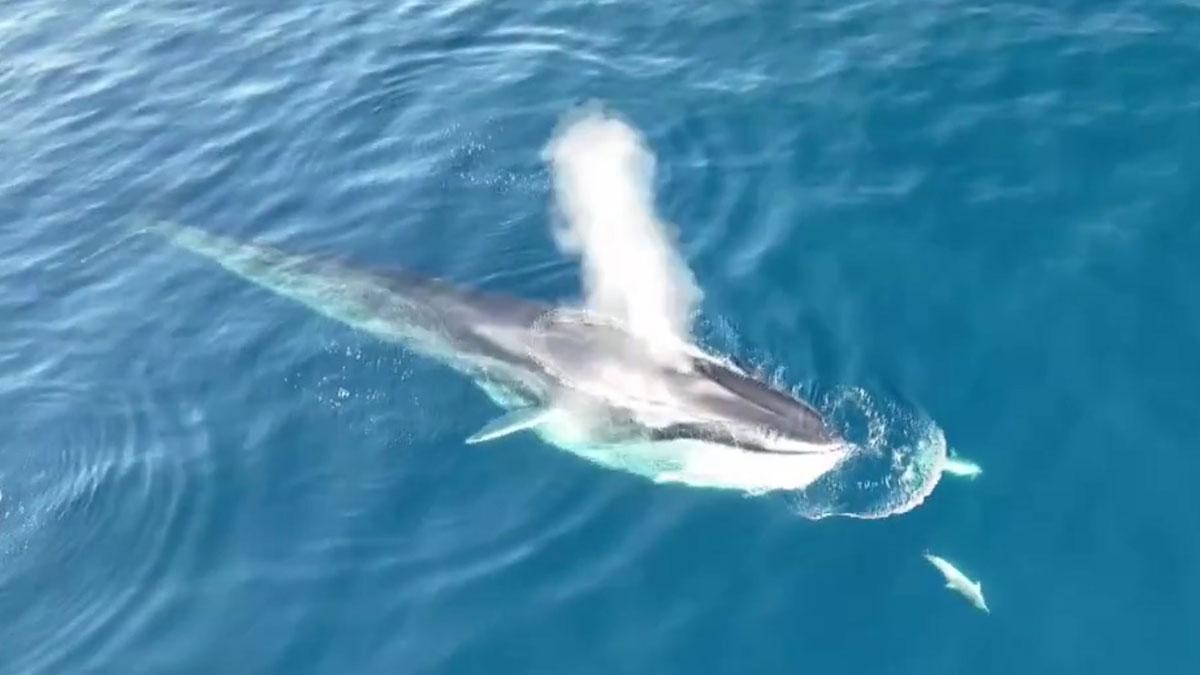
[2,1,1198,672]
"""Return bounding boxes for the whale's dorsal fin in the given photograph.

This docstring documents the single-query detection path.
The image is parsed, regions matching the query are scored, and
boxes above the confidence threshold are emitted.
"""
[466,407,553,444]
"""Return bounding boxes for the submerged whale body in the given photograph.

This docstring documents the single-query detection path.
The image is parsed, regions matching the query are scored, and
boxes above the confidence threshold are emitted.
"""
[150,222,850,493]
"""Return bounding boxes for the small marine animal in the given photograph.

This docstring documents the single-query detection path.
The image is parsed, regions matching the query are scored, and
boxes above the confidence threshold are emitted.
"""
[923,552,989,613]
[942,452,982,479]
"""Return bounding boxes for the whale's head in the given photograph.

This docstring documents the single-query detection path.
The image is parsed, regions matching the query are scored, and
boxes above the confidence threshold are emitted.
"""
[527,311,844,460]
[645,355,844,456]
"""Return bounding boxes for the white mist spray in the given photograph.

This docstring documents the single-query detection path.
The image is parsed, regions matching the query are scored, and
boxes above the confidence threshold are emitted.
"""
[544,108,702,362]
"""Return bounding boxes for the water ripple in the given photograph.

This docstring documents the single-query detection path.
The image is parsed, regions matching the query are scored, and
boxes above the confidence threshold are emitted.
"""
[1,376,215,673]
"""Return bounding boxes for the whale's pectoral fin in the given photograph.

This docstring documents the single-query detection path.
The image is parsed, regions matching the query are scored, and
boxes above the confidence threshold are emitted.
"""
[466,407,554,444]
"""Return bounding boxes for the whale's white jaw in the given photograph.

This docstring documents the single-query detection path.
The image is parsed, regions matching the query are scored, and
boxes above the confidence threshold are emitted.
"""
[533,414,850,493]
[647,439,849,493]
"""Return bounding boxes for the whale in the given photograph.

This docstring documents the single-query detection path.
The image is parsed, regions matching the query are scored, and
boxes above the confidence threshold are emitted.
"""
[148,222,850,493]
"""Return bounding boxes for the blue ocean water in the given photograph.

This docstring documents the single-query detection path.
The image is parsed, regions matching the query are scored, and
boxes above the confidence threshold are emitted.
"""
[2,0,1199,672]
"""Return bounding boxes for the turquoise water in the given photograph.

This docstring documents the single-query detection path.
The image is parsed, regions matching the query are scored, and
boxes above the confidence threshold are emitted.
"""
[3,0,1199,672]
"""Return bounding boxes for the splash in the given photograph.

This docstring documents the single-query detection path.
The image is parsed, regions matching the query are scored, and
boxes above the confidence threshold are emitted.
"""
[544,108,701,363]
[787,386,947,519]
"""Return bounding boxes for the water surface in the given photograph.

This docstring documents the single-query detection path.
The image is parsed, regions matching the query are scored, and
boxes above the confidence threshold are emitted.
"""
[2,0,1199,672]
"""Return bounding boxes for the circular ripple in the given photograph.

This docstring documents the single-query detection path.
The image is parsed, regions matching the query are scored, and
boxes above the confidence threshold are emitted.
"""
[0,376,215,674]
[771,384,947,520]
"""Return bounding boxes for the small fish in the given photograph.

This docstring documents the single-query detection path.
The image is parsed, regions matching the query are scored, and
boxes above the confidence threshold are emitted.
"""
[942,452,982,480]
[924,552,989,613]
